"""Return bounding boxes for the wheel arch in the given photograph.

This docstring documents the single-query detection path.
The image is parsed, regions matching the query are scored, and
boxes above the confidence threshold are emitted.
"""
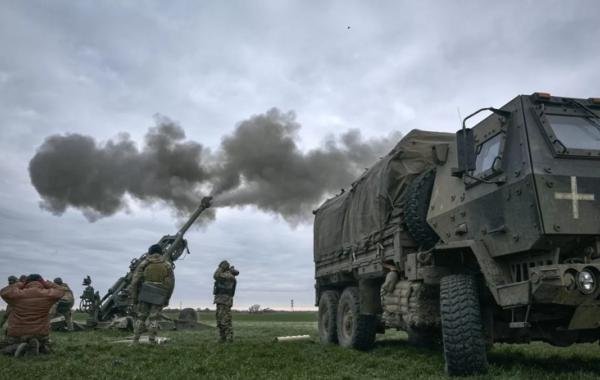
[434,240,516,307]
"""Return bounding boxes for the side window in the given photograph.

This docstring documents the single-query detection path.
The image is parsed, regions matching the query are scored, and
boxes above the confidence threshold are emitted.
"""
[473,133,503,178]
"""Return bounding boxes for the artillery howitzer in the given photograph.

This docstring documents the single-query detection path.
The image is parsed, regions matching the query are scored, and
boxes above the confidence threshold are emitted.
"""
[80,196,212,327]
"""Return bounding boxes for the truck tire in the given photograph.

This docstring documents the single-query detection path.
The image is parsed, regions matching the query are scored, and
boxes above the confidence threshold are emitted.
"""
[440,274,488,376]
[318,290,340,344]
[405,169,439,249]
[336,287,376,350]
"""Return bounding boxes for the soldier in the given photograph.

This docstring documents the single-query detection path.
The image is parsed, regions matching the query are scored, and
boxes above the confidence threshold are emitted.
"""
[49,278,74,331]
[0,274,64,357]
[0,276,18,329]
[213,260,239,343]
[130,244,174,344]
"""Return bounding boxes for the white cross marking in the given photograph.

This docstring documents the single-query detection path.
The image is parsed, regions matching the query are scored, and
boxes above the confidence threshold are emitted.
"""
[554,176,595,219]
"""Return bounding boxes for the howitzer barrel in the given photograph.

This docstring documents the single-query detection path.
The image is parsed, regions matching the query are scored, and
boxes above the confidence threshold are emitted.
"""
[165,196,212,260]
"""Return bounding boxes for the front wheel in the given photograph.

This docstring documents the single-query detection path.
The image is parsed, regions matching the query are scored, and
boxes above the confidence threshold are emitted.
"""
[440,274,488,376]
[336,287,376,350]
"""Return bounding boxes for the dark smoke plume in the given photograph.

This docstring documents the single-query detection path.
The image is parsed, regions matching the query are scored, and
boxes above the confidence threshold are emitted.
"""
[29,109,401,224]
[211,108,401,223]
[29,115,215,222]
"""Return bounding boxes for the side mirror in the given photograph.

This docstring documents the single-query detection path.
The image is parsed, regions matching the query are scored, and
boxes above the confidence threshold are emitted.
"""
[451,107,511,178]
[452,128,476,177]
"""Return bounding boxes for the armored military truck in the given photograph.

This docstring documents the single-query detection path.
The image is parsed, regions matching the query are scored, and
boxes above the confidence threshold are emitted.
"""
[313,93,600,376]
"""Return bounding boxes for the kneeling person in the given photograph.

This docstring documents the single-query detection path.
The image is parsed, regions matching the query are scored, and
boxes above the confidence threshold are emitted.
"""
[130,244,174,344]
[0,274,65,356]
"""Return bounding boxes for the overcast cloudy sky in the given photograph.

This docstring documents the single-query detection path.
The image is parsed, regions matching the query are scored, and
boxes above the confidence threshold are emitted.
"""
[1,1,599,310]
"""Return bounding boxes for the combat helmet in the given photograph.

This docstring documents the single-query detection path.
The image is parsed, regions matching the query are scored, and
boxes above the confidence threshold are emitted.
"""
[148,244,163,255]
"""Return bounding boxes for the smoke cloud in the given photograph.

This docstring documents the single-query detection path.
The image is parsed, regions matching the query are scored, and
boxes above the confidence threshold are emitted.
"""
[211,108,401,223]
[29,115,215,222]
[29,109,401,224]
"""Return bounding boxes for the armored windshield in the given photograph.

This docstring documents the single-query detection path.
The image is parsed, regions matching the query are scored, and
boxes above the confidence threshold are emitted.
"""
[547,115,600,151]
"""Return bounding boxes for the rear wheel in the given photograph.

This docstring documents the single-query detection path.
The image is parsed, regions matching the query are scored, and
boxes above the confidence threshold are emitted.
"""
[440,274,488,376]
[318,290,339,344]
[336,287,376,350]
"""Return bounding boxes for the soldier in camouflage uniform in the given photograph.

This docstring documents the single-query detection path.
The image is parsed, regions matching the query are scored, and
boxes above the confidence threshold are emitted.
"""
[49,278,75,331]
[213,260,239,343]
[130,244,174,344]
[1,276,17,330]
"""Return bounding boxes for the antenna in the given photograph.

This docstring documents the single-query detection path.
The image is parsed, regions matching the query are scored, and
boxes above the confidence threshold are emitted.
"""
[457,107,463,128]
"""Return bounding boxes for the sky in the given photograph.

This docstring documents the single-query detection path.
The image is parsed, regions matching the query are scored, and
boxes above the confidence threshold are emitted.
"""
[1,1,599,311]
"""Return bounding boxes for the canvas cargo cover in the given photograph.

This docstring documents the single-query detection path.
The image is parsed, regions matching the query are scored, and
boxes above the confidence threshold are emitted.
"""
[314,129,454,261]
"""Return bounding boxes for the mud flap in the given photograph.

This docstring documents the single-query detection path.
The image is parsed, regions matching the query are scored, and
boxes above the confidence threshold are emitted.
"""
[568,304,600,330]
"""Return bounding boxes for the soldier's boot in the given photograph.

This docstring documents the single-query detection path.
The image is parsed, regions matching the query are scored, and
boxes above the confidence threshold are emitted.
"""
[14,343,28,357]
[39,343,51,354]
[225,327,234,343]
[66,314,74,332]
[148,320,159,344]
[29,338,40,356]
[132,320,143,344]
[1,344,19,356]
[218,328,226,343]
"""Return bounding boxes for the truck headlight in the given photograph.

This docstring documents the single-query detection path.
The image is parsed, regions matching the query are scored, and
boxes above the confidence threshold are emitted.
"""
[577,270,596,294]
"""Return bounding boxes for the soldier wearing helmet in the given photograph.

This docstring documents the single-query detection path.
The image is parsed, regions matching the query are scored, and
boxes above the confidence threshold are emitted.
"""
[130,244,174,344]
[213,260,239,342]
[49,277,74,331]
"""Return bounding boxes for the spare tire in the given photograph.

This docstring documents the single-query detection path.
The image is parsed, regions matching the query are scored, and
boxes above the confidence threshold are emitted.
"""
[404,169,439,249]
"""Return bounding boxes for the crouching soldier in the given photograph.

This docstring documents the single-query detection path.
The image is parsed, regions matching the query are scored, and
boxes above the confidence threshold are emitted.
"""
[130,244,174,344]
[213,260,239,343]
[49,278,75,331]
[0,274,65,357]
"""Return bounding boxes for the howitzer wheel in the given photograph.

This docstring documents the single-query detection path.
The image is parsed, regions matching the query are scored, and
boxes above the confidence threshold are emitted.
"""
[404,169,439,249]
[440,274,488,376]
[179,308,198,322]
[318,290,339,344]
[336,287,376,350]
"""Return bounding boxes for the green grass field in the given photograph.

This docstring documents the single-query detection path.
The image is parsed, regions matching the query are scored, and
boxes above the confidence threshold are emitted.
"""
[2,311,600,379]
